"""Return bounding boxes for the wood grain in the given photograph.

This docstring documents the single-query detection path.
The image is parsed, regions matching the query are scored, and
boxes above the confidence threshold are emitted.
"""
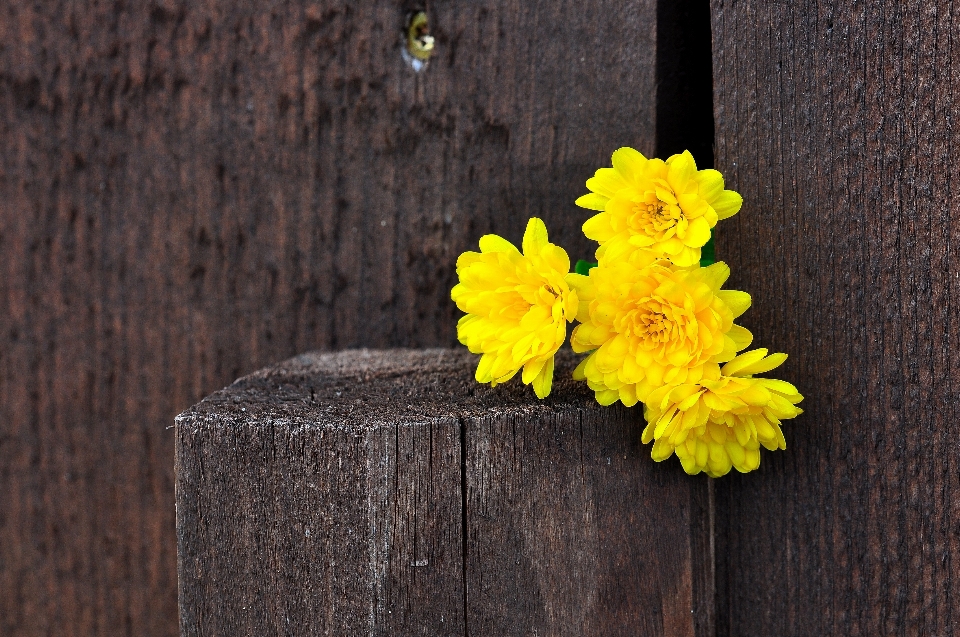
[176,349,713,636]
[0,1,675,634]
[464,410,712,636]
[710,1,960,634]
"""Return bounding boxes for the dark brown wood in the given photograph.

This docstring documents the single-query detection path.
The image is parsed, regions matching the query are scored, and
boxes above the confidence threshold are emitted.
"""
[0,1,672,634]
[176,349,713,636]
[463,410,713,636]
[711,1,960,634]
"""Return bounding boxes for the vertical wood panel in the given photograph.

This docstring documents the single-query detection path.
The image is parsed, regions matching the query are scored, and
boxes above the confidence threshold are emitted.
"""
[711,1,960,634]
[176,406,466,636]
[0,1,663,634]
[464,409,711,636]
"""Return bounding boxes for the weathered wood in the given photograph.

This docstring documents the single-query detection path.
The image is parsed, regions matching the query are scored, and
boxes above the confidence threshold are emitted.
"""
[176,349,713,636]
[711,1,960,634]
[0,1,680,634]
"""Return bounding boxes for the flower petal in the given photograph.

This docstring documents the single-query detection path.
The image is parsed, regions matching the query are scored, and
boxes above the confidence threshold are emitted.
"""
[479,234,519,254]
[734,352,789,376]
[683,216,712,247]
[576,192,610,211]
[713,190,743,219]
[583,212,617,242]
[532,356,555,398]
[725,324,754,352]
[611,146,647,181]
[667,150,697,192]
[700,261,731,290]
[522,217,549,256]
[695,169,725,201]
[717,290,752,319]
[720,349,769,376]
[586,167,629,198]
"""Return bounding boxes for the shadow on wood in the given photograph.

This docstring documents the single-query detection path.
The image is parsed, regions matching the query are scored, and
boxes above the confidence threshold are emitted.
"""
[176,349,713,636]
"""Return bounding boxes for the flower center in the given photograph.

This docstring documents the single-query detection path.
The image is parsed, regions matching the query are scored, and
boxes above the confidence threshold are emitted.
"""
[631,192,683,237]
[639,310,673,342]
[616,297,691,348]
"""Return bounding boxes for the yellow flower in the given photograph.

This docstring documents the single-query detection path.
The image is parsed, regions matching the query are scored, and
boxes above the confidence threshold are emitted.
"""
[570,248,753,406]
[641,349,804,477]
[451,218,578,398]
[576,148,742,267]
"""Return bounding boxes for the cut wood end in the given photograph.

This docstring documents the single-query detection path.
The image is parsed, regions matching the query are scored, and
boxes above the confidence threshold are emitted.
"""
[176,348,595,433]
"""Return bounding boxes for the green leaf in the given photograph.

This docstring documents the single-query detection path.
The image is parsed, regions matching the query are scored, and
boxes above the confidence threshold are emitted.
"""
[699,229,715,267]
[575,259,598,275]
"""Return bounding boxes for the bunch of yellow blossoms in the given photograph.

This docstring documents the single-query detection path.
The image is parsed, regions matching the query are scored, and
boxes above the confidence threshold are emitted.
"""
[452,148,803,477]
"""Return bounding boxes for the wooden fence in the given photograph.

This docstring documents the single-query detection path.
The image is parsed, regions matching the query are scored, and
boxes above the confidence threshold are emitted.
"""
[3,0,957,634]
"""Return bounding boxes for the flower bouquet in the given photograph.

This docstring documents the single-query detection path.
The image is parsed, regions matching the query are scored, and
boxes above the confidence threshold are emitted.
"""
[452,148,803,477]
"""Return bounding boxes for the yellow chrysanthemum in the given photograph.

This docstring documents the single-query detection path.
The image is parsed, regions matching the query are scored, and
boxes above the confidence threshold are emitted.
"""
[576,148,743,267]
[641,349,804,477]
[451,218,578,398]
[569,247,753,406]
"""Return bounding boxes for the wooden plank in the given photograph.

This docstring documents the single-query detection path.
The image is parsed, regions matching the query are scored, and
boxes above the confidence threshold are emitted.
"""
[176,349,713,636]
[711,1,960,634]
[175,371,465,635]
[464,407,713,636]
[0,0,675,634]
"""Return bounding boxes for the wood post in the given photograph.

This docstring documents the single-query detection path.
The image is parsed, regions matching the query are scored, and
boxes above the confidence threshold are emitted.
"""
[176,349,713,636]
[711,1,960,633]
